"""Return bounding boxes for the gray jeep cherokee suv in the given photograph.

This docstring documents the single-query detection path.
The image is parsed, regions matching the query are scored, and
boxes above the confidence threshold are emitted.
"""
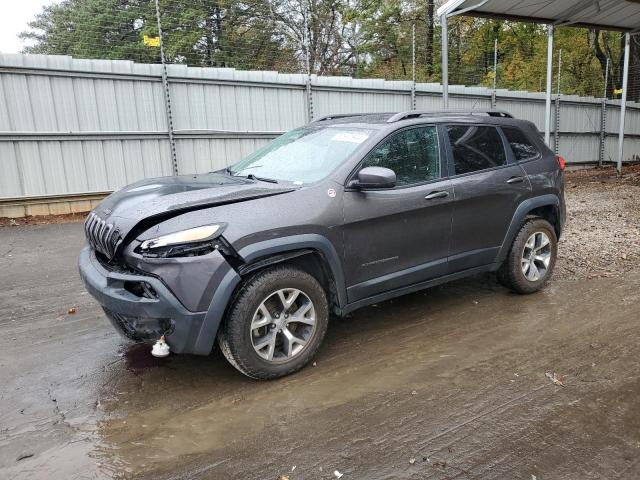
[79,110,566,379]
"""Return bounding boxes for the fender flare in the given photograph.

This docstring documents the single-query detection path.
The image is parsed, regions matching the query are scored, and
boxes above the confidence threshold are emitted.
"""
[237,234,347,308]
[495,194,561,266]
[193,234,346,355]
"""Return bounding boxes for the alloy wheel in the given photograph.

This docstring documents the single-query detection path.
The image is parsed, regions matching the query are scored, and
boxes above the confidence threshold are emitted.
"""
[250,288,316,362]
[521,232,552,282]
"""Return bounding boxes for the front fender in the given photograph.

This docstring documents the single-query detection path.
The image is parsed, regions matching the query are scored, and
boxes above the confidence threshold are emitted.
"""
[238,234,347,309]
[193,234,346,355]
[193,265,241,355]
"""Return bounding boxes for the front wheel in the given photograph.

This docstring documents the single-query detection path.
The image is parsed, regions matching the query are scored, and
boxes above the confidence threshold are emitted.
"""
[218,265,329,379]
[497,218,558,294]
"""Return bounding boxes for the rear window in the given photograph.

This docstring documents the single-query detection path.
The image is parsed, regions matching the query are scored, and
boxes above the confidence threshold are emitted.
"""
[447,125,506,175]
[502,127,540,161]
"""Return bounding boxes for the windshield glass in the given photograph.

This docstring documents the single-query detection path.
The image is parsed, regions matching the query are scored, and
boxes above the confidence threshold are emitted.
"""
[229,126,373,184]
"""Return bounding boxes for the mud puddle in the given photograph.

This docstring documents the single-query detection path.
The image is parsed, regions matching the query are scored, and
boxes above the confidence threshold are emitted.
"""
[88,273,640,479]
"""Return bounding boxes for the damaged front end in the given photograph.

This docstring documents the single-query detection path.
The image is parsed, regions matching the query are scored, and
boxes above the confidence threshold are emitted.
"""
[78,172,297,355]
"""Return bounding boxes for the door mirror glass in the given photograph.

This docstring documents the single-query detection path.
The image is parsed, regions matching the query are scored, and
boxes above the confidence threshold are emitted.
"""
[354,167,397,189]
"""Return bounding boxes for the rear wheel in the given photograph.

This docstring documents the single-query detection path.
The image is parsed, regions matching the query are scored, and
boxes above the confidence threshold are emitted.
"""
[218,265,329,379]
[497,218,557,294]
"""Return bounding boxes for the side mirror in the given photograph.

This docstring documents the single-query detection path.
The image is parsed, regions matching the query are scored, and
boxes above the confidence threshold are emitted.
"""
[351,167,396,190]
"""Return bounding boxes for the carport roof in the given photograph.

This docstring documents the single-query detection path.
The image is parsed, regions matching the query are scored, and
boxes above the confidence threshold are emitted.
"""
[437,0,640,31]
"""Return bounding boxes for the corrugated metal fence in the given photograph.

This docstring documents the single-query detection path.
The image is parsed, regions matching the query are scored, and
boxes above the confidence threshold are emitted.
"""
[1,53,639,216]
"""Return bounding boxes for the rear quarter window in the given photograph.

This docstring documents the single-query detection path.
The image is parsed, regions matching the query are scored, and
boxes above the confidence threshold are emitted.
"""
[447,125,506,175]
[502,127,540,161]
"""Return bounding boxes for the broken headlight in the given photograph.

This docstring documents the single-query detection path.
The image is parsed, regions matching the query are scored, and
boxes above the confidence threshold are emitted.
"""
[138,225,223,258]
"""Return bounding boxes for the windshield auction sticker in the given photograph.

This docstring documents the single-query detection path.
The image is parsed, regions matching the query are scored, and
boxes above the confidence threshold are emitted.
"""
[332,132,368,144]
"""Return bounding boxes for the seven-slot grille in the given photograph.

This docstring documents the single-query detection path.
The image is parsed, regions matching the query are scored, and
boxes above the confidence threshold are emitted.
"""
[84,212,122,259]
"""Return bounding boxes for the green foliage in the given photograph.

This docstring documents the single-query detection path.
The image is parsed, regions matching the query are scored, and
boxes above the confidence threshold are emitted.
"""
[19,0,625,97]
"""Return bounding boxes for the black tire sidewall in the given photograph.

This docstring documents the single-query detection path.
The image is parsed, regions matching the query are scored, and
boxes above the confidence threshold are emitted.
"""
[502,219,558,294]
[220,266,329,379]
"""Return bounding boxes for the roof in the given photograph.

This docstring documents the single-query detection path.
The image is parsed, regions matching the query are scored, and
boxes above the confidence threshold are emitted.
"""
[437,0,640,31]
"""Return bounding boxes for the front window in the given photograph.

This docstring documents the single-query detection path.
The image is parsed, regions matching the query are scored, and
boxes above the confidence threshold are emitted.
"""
[229,126,373,184]
[360,126,440,187]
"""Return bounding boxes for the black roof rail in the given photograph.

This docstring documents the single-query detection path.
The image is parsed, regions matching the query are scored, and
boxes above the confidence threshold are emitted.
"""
[311,113,383,123]
[387,110,514,123]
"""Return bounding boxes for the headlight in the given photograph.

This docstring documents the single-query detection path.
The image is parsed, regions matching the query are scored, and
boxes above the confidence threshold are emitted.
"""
[139,225,222,258]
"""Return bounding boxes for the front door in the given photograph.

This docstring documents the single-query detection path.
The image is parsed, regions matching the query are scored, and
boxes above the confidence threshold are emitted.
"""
[444,124,532,272]
[342,125,453,303]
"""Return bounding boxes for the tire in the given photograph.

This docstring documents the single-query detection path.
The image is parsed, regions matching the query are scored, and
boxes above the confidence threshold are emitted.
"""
[217,265,329,379]
[497,218,558,294]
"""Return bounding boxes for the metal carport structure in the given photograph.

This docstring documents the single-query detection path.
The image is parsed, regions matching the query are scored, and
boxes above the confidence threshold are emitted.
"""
[438,0,640,174]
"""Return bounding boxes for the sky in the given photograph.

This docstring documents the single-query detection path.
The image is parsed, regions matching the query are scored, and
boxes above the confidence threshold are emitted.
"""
[0,0,51,53]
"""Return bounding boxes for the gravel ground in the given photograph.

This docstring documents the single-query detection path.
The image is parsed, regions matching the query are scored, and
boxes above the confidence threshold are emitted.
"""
[557,165,640,280]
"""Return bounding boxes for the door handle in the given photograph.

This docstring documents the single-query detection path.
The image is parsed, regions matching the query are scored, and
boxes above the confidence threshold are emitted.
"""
[507,176,525,184]
[425,191,449,200]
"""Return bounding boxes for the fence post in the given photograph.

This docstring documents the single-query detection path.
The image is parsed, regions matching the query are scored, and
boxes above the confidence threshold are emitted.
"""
[598,57,610,167]
[154,0,178,175]
[411,24,417,110]
[599,99,607,167]
[554,96,561,155]
[492,37,498,109]
[553,49,562,155]
[304,11,314,122]
[306,75,314,123]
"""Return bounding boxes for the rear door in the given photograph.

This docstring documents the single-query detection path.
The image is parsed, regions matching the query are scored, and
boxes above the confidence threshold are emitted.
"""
[444,123,531,272]
[342,125,453,303]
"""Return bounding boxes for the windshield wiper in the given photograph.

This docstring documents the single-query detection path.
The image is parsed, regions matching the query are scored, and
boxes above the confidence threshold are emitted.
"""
[246,174,278,184]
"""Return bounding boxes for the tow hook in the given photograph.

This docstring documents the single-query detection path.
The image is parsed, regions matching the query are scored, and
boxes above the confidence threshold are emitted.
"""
[151,335,171,358]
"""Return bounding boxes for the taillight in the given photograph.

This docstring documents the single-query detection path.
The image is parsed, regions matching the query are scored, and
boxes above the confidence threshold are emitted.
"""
[556,155,566,171]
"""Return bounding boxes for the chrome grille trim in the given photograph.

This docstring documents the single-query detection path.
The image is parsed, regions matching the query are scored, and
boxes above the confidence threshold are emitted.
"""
[84,212,122,258]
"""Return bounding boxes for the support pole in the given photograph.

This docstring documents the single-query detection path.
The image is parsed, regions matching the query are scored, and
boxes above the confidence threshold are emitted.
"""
[556,49,562,95]
[599,99,607,167]
[441,14,449,110]
[554,96,561,155]
[491,37,498,109]
[544,24,554,146]
[604,57,610,99]
[617,32,631,176]
[155,0,178,175]
[555,48,562,155]
[493,38,498,92]
[304,10,313,122]
[599,57,609,167]
[412,24,417,110]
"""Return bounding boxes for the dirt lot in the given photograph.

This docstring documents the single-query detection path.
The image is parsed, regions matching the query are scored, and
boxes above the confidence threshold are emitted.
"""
[1,167,639,479]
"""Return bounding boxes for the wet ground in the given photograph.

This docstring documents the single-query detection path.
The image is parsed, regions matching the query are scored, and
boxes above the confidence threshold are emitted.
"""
[1,169,639,479]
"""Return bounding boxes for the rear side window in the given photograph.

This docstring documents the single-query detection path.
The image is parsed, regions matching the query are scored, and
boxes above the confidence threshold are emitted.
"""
[447,125,506,175]
[361,126,440,186]
[502,127,540,161]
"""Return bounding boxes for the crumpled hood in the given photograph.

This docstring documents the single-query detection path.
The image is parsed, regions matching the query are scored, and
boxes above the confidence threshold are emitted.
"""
[84,173,296,259]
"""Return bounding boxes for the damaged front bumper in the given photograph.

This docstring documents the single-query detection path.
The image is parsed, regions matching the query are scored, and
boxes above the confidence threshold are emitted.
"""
[78,246,214,354]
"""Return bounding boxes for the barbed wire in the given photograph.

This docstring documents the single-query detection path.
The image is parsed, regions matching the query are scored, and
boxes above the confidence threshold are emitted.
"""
[16,0,632,100]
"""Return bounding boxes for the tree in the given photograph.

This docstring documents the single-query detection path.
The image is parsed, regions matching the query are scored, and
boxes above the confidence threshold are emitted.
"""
[18,0,638,99]
[265,0,359,75]
[20,0,159,63]
[20,0,295,70]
